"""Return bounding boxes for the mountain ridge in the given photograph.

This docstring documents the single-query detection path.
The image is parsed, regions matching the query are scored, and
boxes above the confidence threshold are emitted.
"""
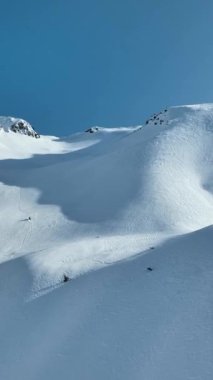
[0,103,212,287]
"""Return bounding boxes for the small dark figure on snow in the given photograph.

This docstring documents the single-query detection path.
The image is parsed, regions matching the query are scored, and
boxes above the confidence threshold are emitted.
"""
[147,267,153,271]
[28,217,31,221]
[63,274,69,282]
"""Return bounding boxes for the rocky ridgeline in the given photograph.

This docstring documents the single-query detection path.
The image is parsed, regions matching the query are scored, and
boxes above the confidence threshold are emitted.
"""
[85,110,169,134]
[0,117,40,138]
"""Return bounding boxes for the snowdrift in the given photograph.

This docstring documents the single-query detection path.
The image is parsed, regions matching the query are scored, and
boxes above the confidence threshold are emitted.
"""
[0,104,212,379]
[0,104,212,286]
[0,225,212,380]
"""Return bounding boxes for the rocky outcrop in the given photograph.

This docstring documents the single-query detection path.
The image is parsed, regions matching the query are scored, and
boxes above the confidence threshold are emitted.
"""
[10,119,40,138]
[85,127,100,134]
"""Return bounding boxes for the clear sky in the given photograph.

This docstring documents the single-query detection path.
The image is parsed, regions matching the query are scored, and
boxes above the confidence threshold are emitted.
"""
[0,0,213,136]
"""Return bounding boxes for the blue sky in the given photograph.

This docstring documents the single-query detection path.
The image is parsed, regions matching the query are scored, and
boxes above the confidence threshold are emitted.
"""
[0,0,213,135]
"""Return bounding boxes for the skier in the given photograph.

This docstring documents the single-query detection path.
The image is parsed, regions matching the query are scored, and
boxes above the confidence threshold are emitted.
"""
[28,217,31,221]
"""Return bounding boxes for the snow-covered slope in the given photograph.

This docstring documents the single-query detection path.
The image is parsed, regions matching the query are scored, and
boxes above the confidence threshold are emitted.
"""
[0,104,212,379]
[0,226,212,380]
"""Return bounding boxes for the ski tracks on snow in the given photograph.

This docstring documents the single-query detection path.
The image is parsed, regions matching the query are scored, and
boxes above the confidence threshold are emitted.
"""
[17,187,33,254]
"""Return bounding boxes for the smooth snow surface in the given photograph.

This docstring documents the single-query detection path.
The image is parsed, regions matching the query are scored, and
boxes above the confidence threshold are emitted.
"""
[0,104,213,379]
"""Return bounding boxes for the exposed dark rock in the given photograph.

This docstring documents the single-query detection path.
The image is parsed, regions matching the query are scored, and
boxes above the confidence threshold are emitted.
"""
[63,274,70,282]
[10,120,40,138]
[85,127,99,134]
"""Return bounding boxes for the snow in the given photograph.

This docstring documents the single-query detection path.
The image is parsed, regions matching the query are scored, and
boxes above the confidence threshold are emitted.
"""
[0,116,39,138]
[0,104,212,379]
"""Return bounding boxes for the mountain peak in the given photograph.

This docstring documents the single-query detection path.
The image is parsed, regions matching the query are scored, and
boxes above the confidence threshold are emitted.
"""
[0,116,40,138]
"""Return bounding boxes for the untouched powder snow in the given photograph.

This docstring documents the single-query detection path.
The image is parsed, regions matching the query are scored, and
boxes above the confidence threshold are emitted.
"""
[0,104,213,379]
[0,226,212,380]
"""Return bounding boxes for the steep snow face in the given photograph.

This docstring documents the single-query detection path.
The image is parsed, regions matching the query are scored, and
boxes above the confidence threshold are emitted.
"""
[121,105,213,233]
[0,104,212,288]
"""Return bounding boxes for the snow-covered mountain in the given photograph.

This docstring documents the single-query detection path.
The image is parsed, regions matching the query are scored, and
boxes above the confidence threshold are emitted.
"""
[0,104,212,380]
[0,116,40,138]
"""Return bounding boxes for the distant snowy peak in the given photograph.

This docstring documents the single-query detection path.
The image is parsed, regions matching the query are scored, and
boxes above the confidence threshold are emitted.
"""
[84,104,210,134]
[144,104,213,128]
[0,116,40,138]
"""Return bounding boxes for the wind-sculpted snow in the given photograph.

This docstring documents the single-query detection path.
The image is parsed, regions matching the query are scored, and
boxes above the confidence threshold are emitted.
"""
[0,104,212,286]
[0,104,213,379]
[0,226,212,380]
